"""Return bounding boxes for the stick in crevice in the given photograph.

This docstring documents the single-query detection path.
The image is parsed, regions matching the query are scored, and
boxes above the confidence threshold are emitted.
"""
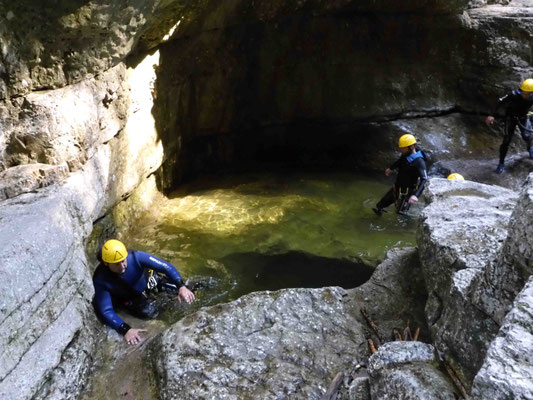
[360,307,382,344]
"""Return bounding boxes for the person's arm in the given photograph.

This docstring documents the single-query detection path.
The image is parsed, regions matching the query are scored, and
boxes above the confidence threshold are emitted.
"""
[93,285,131,335]
[388,157,401,171]
[136,251,195,303]
[412,159,428,199]
[136,251,184,287]
[486,92,512,125]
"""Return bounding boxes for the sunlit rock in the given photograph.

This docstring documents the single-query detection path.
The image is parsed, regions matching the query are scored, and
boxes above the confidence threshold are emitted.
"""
[418,177,518,386]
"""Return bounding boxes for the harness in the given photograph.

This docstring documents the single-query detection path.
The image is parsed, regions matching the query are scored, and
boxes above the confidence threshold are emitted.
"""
[394,186,412,214]
[143,269,179,295]
[393,150,425,214]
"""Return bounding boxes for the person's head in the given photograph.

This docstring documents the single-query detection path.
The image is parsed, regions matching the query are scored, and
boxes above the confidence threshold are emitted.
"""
[447,173,465,180]
[101,239,128,274]
[398,134,417,155]
[520,78,533,99]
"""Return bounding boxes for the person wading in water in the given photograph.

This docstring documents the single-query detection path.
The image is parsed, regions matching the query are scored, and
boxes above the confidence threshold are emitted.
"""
[373,133,428,216]
[92,239,195,345]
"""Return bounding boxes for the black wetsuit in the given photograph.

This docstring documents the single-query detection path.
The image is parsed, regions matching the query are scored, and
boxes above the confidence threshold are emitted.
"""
[376,150,428,213]
[493,90,533,164]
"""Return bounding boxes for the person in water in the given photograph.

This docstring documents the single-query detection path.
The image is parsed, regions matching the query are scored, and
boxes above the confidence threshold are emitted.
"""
[92,239,195,345]
[373,133,428,216]
[485,78,533,174]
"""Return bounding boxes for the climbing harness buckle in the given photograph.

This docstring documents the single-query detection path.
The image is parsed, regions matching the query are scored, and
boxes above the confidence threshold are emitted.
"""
[146,269,158,290]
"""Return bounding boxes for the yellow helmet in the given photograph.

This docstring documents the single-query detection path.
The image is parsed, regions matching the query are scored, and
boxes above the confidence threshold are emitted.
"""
[398,134,416,148]
[447,173,465,180]
[520,79,533,92]
[101,239,128,263]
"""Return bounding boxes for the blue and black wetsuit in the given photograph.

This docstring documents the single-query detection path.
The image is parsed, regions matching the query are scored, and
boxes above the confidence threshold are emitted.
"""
[92,250,184,335]
[376,150,428,213]
[493,90,533,164]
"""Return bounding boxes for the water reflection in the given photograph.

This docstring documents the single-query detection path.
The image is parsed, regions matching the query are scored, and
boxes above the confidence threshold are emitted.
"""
[122,171,418,318]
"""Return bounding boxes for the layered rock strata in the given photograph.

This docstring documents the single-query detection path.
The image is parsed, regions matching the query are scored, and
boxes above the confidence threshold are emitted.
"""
[0,57,164,398]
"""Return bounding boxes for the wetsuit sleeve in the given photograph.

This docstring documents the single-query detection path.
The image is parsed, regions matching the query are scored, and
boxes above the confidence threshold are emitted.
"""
[136,251,184,288]
[413,158,428,198]
[389,157,401,170]
[93,284,131,335]
[491,93,511,115]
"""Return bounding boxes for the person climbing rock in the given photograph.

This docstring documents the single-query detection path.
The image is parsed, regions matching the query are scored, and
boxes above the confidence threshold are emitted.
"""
[485,78,533,174]
[92,239,195,345]
[373,134,428,216]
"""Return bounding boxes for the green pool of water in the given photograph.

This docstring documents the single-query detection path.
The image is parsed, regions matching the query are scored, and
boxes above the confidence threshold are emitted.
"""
[121,171,418,319]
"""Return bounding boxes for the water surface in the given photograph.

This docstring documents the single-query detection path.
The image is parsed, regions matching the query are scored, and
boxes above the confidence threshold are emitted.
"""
[122,171,418,319]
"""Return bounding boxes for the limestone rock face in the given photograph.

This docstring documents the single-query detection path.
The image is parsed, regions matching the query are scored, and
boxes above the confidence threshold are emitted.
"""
[368,341,456,400]
[151,287,367,400]
[149,247,432,400]
[0,55,164,398]
[467,174,533,398]
[0,64,128,190]
[472,277,533,399]
[418,178,518,386]
[0,0,185,98]
[0,158,105,399]
[487,173,533,318]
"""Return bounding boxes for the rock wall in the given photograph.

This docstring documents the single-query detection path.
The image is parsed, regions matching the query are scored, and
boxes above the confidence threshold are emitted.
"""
[0,0,532,398]
[153,1,533,187]
[417,174,533,397]
[418,175,533,396]
[0,56,164,398]
[417,178,518,386]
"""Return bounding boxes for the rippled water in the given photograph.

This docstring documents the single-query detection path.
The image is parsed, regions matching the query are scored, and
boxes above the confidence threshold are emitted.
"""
[121,171,418,320]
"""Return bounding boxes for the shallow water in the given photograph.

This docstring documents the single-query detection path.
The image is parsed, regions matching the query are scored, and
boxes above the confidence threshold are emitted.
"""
[121,171,418,321]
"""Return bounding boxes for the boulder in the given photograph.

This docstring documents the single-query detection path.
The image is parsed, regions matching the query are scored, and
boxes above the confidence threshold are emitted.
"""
[368,341,456,400]
[418,177,518,386]
[149,247,433,400]
[150,287,368,400]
